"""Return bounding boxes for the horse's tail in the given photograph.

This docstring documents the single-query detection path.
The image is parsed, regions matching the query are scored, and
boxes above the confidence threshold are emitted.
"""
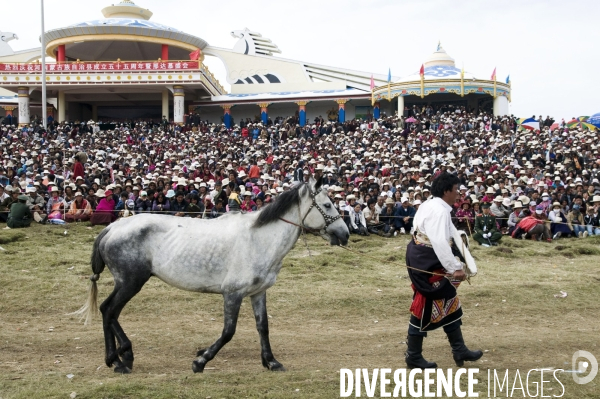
[68,228,110,325]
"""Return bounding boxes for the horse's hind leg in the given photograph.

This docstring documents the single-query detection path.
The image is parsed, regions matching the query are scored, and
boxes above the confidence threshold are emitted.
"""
[192,292,243,373]
[251,291,285,371]
[100,273,150,373]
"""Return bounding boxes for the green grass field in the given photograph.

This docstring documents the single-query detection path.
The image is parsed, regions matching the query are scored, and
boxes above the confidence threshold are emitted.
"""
[1,223,599,398]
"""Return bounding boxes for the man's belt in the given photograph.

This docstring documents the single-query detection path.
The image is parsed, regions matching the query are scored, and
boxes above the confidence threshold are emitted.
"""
[414,230,452,248]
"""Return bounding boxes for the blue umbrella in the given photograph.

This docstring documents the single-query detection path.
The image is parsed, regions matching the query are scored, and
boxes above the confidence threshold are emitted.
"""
[587,113,600,129]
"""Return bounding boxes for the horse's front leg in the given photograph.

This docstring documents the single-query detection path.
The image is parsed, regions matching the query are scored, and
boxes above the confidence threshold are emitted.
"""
[251,291,285,371]
[192,292,243,373]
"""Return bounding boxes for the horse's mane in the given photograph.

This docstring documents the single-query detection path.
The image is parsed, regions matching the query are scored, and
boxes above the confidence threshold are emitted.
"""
[253,184,303,228]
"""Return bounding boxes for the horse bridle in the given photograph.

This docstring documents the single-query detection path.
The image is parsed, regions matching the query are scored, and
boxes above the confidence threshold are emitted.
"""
[280,186,341,234]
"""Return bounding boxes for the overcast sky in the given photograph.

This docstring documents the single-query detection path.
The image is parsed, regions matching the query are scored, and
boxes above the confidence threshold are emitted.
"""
[4,0,598,120]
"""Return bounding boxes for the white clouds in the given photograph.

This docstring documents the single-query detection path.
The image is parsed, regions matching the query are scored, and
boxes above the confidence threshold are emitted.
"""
[6,0,599,119]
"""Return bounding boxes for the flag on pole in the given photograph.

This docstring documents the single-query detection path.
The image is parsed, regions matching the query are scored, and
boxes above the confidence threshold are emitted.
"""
[491,67,496,80]
[505,75,510,84]
[419,64,424,76]
[370,74,375,91]
[189,48,200,60]
[387,68,391,83]
[520,117,540,131]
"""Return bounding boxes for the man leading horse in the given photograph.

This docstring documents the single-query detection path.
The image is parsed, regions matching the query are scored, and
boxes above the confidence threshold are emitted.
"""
[405,172,483,369]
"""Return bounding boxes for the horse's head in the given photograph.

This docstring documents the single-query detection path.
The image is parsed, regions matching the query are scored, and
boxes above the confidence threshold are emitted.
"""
[302,177,349,246]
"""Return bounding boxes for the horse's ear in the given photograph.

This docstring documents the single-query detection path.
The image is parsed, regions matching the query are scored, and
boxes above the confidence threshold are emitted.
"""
[314,175,323,191]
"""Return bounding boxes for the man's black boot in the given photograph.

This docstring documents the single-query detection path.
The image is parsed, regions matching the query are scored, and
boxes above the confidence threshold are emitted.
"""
[405,335,437,369]
[446,327,483,367]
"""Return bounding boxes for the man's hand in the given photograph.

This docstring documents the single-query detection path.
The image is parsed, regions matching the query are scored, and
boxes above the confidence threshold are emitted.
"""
[452,270,466,281]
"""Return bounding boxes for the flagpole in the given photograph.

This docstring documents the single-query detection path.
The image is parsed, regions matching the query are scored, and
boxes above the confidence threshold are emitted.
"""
[493,72,497,99]
[41,0,47,129]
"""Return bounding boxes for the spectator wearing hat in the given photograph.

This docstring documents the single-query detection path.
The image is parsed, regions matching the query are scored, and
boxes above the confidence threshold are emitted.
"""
[5,194,32,229]
[25,187,47,224]
[46,186,65,221]
[548,201,570,239]
[490,196,510,229]
[455,200,475,232]
[90,189,116,226]
[507,201,524,235]
[473,203,502,246]
[240,191,257,212]
[118,199,136,218]
[583,202,600,236]
[380,197,397,237]
[65,192,92,223]
[135,191,152,213]
[566,204,586,238]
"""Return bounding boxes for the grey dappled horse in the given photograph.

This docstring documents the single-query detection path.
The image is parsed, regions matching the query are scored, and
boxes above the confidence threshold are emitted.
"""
[72,177,349,373]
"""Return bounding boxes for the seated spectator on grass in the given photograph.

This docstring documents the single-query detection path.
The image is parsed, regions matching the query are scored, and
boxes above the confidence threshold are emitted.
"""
[135,191,153,213]
[47,186,65,221]
[171,191,188,217]
[152,192,170,214]
[90,189,116,226]
[507,201,524,236]
[583,204,600,237]
[363,198,384,235]
[567,204,586,238]
[548,201,570,239]
[395,197,416,234]
[65,192,92,223]
[380,197,397,237]
[26,186,47,224]
[5,194,32,229]
[240,191,256,212]
[455,200,474,232]
[0,187,20,223]
[349,203,368,236]
[187,194,205,218]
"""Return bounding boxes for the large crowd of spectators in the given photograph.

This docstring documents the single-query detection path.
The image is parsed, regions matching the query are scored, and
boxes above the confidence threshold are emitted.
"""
[1,105,598,245]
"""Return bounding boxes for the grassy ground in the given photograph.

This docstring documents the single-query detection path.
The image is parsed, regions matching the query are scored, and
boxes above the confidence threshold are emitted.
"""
[1,223,599,398]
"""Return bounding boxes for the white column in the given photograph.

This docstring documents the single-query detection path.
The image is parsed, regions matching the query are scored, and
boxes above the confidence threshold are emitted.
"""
[397,95,404,117]
[162,89,169,120]
[58,90,66,122]
[17,87,30,126]
[493,96,508,116]
[173,86,184,124]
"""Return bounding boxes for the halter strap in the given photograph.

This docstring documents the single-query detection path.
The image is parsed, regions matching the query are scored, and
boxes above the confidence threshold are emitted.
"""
[279,186,341,234]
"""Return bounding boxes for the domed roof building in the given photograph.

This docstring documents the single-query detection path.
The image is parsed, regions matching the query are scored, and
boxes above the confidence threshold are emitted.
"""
[373,43,510,116]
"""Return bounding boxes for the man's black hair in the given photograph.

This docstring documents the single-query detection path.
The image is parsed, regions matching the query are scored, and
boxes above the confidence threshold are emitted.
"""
[430,172,460,198]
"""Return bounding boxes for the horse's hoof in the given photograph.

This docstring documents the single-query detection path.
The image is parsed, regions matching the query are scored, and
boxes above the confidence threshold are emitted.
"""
[192,359,205,373]
[268,361,286,372]
[196,348,206,357]
[120,350,134,369]
[114,365,131,374]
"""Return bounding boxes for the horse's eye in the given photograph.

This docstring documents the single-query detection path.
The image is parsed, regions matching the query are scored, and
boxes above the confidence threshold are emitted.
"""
[324,203,332,209]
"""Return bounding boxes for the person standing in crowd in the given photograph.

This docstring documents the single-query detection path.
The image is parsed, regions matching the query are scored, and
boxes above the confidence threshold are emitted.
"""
[404,172,482,369]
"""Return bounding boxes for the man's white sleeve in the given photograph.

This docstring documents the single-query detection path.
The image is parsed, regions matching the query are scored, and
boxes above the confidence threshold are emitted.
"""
[428,209,463,274]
